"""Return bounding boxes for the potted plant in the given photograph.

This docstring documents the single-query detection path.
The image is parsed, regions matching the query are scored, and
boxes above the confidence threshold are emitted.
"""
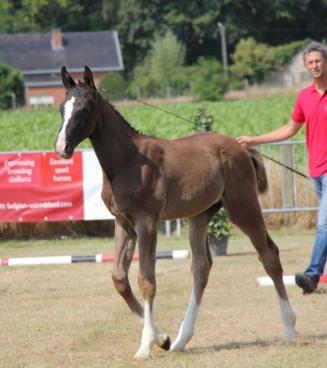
[208,207,231,256]
[191,107,213,132]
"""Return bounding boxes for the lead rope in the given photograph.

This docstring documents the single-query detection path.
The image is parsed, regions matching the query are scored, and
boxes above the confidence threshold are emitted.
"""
[99,88,310,180]
[259,152,309,179]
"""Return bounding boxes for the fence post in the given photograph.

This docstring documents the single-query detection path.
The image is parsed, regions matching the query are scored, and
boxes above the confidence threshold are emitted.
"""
[176,219,181,236]
[281,144,295,208]
[165,220,171,237]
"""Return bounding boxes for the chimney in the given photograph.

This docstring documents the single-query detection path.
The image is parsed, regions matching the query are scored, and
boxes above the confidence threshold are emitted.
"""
[51,30,63,50]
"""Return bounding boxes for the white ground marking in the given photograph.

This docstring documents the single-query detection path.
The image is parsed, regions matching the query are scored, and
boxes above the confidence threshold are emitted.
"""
[171,288,199,351]
[55,96,75,155]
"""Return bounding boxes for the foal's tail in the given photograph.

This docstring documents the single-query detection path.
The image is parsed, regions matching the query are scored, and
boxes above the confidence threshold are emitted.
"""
[248,149,268,194]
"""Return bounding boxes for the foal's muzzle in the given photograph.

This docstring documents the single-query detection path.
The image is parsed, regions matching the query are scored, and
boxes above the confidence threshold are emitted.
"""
[61,143,74,159]
[55,137,75,159]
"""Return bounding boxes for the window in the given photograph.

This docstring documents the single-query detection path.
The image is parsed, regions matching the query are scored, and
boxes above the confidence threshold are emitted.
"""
[29,95,55,107]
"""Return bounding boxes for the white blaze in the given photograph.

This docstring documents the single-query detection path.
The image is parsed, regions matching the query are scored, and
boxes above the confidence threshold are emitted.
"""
[55,96,75,155]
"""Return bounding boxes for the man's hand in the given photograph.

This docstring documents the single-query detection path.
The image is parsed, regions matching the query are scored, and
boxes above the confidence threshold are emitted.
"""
[236,135,257,148]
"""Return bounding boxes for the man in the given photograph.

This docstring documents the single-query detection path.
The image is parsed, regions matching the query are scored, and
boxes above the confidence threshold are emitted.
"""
[237,41,327,294]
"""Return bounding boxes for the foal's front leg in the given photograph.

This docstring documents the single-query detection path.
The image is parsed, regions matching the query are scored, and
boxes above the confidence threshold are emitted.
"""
[134,218,170,359]
[112,220,143,318]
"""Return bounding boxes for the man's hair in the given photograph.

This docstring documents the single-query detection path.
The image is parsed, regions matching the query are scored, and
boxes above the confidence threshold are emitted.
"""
[303,41,327,61]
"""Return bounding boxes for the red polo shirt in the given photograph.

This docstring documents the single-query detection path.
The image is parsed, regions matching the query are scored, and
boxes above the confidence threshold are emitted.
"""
[291,83,327,177]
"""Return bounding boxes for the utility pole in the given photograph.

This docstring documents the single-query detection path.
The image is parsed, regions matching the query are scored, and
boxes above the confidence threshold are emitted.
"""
[218,22,228,80]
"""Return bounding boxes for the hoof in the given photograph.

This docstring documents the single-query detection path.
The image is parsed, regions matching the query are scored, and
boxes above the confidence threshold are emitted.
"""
[170,333,193,352]
[284,329,297,342]
[160,336,171,351]
[133,351,151,360]
[170,340,186,352]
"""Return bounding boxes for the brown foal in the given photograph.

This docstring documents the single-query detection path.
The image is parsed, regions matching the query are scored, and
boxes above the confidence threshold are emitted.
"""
[55,66,296,358]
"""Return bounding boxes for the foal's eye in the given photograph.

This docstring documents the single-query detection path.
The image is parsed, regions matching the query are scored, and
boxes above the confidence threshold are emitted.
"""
[83,102,94,113]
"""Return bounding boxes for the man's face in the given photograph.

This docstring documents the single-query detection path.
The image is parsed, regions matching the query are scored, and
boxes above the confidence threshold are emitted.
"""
[304,51,327,79]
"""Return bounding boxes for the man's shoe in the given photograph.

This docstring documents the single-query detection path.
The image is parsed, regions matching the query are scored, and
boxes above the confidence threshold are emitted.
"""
[295,273,318,294]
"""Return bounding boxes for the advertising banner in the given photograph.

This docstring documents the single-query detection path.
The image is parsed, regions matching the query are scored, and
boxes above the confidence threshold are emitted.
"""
[0,150,113,222]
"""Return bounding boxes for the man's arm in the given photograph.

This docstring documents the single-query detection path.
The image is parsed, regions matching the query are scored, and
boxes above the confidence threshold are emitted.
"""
[236,120,303,148]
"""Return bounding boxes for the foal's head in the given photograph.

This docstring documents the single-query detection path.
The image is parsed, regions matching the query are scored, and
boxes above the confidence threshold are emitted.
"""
[55,66,98,159]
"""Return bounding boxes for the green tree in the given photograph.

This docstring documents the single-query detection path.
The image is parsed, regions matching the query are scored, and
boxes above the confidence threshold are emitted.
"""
[116,0,165,75]
[128,61,159,98]
[230,37,276,84]
[193,57,227,101]
[0,1,14,33]
[99,72,127,101]
[1,0,326,78]
[149,31,185,90]
[0,0,111,33]
[162,1,221,65]
[0,63,25,109]
[129,31,187,98]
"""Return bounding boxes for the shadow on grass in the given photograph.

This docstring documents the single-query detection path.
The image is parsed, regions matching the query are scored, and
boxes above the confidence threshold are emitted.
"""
[183,332,327,355]
[211,339,270,351]
[305,333,327,340]
[225,247,296,257]
[186,339,271,354]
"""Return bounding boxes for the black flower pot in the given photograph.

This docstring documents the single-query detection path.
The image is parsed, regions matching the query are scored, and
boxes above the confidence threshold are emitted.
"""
[209,235,229,256]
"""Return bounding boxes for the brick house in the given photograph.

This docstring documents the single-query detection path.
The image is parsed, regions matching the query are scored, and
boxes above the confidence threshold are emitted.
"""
[0,30,124,107]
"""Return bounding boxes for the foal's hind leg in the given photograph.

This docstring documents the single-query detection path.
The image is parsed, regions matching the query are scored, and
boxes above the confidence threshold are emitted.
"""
[263,232,296,341]
[223,187,296,341]
[171,207,215,351]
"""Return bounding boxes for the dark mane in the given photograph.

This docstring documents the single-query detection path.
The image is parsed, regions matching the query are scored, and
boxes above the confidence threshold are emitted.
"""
[97,90,143,135]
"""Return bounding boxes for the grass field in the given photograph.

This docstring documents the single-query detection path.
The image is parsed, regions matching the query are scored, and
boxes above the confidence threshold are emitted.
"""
[0,94,304,152]
[1,229,326,367]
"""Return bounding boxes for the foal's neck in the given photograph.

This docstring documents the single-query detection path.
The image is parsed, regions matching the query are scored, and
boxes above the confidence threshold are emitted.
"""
[90,96,139,181]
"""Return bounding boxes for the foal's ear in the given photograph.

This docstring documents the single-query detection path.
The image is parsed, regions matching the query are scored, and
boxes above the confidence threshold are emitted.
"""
[61,66,76,90]
[84,66,96,90]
